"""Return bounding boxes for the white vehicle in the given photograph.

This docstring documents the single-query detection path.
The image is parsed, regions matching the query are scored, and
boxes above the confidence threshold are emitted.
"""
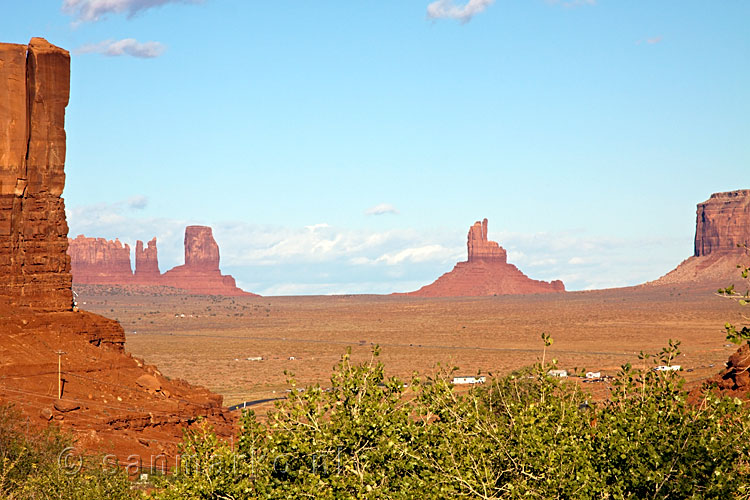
[654,365,681,372]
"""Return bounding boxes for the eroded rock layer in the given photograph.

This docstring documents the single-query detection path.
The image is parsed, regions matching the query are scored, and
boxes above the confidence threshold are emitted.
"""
[0,38,72,310]
[468,219,507,262]
[404,219,565,297]
[68,235,133,284]
[134,237,160,279]
[695,190,750,257]
[184,225,219,271]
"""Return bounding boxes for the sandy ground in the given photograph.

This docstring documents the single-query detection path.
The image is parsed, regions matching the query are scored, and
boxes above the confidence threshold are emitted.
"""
[74,284,744,408]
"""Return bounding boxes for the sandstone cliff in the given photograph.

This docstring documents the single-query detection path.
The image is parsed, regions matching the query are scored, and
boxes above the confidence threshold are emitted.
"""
[0,37,234,466]
[695,190,750,256]
[650,190,750,286]
[68,227,255,296]
[0,38,72,310]
[404,219,565,297]
[68,235,133,284]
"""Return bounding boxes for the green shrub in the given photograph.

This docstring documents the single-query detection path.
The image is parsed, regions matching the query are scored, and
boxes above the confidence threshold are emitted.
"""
[156,340,750,499]
[0,404,134,499]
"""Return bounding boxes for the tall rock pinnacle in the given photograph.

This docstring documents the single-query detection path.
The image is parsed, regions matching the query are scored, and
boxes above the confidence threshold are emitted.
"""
[404,219,565,297]
[184,226,220,271]
[135,237,160,278]
[0,38,72,309]
[467,218,508,262]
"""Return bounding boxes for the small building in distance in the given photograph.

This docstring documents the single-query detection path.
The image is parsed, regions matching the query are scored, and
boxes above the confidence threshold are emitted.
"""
[452,376,486,385]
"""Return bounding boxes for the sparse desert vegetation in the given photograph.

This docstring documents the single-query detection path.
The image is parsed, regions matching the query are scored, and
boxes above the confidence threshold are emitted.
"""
[76,284,743,408]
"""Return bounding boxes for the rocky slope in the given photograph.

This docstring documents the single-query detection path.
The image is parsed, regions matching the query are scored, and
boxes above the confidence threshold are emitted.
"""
[68,227,255,296]
[709,343,750,397]
[403,219,565,297]
[0,37,234,468]
[650,190,750,287]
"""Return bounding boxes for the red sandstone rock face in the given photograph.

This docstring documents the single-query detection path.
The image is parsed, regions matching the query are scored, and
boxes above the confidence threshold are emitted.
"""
[134,237,160,279]
[695,343,750,402]
[184,226,220,271]
[695,190,750,257]
[0,43,27,196]
[468,219,507,262]
[404,219,565,297]
[68,235,133,284]
[650,190,750,287]
[0,38,72,310]
[26,38,70,197]
[68,228,256,296]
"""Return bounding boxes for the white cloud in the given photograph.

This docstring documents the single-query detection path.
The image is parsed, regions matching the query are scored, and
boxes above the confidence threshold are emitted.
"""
[65,202,693,295]
[62,0,201,23]
[426,0,495,23]
[365,203,399,216]
[75,39,166,58]
[374,245,458,266]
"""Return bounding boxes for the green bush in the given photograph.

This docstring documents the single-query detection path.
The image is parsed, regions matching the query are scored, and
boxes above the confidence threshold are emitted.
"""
[0,404,134,499]
[156,340,750,499]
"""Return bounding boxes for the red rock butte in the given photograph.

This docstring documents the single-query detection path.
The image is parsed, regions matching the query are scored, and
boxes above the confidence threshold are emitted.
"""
[68,226,256,296]
[404,218,565,297]
[650,189,750,286]
[0,38,72,310]
[0,37,232,465]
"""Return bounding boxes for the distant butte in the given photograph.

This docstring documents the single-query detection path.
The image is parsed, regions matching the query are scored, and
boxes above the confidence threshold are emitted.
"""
[650,190,750,286]
[68,226,257,296]
[67,236,133,284]
[403,218,565,297]
[161,226,252,296]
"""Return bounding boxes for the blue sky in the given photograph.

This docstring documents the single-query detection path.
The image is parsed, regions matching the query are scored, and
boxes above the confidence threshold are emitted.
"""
[3,0,748,294]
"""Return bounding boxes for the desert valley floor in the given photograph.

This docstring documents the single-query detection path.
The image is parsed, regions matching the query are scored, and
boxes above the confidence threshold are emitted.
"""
[74,282,745,409]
